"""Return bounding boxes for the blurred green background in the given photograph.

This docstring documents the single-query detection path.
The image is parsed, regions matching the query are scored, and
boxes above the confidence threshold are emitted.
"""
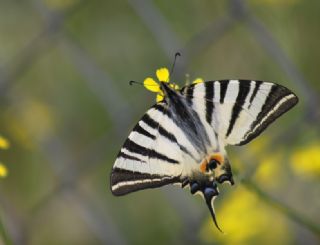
[0,0,319,244]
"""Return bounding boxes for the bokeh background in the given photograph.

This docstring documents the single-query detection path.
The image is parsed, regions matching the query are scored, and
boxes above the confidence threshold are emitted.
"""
[0,0,320,244]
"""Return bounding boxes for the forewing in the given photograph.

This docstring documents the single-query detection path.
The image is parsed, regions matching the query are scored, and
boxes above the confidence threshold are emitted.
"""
[110,102,198,196]
[182,80,298,146]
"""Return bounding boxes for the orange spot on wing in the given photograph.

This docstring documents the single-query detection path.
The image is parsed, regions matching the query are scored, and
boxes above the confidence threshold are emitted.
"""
[200,159,208,173]
[199,153,224,173]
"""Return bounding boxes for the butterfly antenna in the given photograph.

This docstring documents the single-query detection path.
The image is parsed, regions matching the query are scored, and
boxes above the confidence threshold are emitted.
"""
[129,80,143,86]
[169,52,181,81]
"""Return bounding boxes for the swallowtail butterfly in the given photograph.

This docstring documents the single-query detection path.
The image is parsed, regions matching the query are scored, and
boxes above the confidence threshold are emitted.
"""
[110,66,298,231]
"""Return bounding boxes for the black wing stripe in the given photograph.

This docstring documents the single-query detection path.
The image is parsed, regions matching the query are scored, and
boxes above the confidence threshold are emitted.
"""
[141,114,158,129]
[158,126,196,160]
[153,103,172,118]
[205,82,215,125]
[239,85,298,145]
[123,138,179,164]
[118,152,145,163]
[220,80,229,103]
[111,168,167,185]
[226,81,251,137]
[158,83,210,153]
[152,104,198,160]
[185,86,194,105]
[158,126,176,142]
[248,80,262,108]
[133,123,155,140]
[240,94,298,145]
[111,168,180,196]
[251,84,278,129]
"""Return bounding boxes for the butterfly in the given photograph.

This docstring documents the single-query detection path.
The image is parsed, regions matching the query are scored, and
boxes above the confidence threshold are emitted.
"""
[110,66,298,231]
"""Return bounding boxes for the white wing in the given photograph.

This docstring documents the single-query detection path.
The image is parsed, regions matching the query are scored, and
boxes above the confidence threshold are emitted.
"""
[110,80,298,231]
[182,80,298,146]
[110,102,200,196]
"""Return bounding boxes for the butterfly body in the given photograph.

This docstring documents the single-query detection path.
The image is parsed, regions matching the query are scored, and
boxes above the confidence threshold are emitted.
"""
[110,69,298,231]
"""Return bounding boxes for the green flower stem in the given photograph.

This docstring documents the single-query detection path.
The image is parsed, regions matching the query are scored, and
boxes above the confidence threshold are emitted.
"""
[241,179,320,238]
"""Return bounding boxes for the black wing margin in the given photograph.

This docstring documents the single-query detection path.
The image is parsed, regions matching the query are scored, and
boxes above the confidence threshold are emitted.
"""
[237,82,298,145]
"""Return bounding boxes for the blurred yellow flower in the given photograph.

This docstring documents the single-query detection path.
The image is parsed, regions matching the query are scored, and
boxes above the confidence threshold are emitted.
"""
[0,163,8,178]
[232,136,283,189]
[0,135,10,178]
[291,143,320,177]
[0,136,10,150]
[200,186,291,244]
[254,151,284,189]
[248,136,270,156]
[5,98,55,149]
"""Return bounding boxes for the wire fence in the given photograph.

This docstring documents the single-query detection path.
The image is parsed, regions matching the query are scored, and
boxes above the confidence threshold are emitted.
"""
[0,0,319,244]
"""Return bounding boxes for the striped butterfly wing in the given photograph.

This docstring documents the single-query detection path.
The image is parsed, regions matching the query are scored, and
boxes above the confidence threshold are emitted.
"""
[111,102,200,196]
[111,79,298,230]
[183,80,298,146]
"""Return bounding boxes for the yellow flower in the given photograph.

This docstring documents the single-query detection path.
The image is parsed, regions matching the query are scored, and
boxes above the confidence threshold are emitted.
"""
[0,163,8,178]
[156,68,169,82]
[192,78,204,84]
[143,67,179,102]
[253,151,284,189]
[0,136,10,149]
[200,186,291,244]
[144,78,161,92]
[291,143,320,177]
[0,135,10,178]
[143,68,205,102]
